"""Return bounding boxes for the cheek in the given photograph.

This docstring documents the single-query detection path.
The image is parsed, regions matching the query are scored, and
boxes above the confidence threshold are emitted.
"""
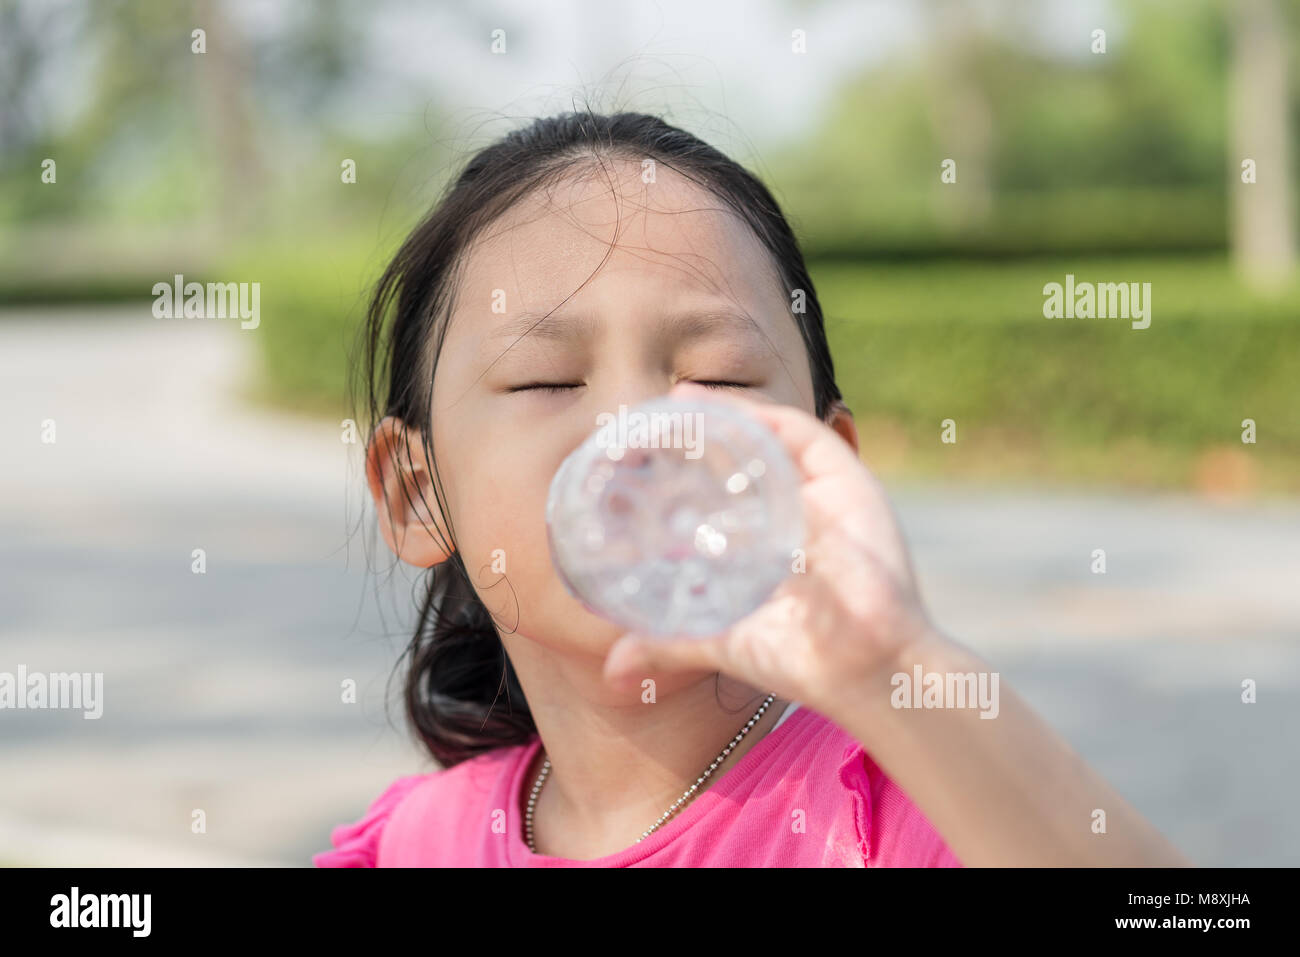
[434,412,621,648]
[448,444,558,626]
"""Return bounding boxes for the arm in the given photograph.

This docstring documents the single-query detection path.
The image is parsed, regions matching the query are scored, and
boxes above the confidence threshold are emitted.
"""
[828,628,1193,867]
[602,383,1192,867]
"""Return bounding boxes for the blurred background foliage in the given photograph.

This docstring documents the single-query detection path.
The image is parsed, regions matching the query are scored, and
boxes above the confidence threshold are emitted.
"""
[1,0,1297,493]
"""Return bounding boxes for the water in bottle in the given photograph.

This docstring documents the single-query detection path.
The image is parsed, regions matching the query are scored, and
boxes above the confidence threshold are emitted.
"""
[545,394,805,636]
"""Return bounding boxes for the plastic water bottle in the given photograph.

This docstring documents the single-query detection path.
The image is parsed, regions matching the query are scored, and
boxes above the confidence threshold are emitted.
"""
[545,394,805,637]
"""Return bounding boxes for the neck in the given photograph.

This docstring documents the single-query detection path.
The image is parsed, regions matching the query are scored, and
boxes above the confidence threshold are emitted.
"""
[504,632,788,858]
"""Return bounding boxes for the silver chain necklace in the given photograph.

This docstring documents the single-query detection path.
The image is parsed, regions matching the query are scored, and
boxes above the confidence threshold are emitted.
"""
[524,692,777,854]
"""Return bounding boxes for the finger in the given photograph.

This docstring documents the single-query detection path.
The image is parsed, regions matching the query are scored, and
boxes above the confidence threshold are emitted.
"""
[669,381,866,484]
[603,631,725,690]
[749,401,872,484]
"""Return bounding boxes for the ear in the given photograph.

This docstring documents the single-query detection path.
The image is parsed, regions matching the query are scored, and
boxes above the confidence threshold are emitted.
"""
[824,398,860,455]
[365,415,453,567]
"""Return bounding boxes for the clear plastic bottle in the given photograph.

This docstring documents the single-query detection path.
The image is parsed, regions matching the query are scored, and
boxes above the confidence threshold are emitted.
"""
[545,394,805,637]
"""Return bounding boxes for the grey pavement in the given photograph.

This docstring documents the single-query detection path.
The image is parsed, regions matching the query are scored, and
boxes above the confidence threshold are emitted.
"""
[1,307,1296,865]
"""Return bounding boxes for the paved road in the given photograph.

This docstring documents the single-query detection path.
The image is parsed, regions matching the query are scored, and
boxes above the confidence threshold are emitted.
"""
[1,308,1297,865]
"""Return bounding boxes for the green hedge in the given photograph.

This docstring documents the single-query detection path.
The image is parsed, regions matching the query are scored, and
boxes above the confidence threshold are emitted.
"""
[815,257,1300,490]
[219,233,401,416]
[221,242,1299,492]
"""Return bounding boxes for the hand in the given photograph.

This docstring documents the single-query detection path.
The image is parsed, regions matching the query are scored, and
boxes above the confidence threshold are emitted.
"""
[602,381,938,724]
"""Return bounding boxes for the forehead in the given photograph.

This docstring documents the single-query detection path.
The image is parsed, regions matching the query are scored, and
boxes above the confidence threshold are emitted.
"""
[454,159,785,315]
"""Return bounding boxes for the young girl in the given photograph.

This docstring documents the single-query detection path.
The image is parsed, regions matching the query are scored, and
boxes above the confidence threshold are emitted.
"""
[313,110,1189,867]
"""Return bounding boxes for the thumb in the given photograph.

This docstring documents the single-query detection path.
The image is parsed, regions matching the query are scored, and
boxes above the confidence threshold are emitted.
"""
[603,634,652,692]
[603,632,722,691]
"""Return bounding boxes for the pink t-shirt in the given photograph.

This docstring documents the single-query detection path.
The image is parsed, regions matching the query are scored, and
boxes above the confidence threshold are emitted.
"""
[313,704,962,867]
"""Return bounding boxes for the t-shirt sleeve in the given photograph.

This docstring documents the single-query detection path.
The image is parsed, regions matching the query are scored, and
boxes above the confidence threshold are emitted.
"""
[839,742,963,867]
[312,774,429,868]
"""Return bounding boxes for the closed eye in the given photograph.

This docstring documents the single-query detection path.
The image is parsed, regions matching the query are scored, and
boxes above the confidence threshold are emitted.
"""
[691,380,752,390]
[506,382,583,394]
[506,380,750,394]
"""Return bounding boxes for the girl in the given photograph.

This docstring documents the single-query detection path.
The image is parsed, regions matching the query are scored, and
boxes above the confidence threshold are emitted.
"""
[313,110,1189,867]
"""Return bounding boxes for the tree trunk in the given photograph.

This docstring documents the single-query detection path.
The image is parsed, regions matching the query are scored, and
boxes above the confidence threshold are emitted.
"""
[1228,0,1296,291]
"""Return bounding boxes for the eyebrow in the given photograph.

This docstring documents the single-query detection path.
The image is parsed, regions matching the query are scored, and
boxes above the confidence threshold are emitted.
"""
[488,307,766,346]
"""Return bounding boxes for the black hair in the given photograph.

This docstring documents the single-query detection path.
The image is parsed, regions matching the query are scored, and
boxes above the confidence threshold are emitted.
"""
[354,108,843,769]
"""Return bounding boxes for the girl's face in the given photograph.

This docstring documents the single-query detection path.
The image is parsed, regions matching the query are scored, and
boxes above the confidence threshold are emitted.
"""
[425,160,818,655]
